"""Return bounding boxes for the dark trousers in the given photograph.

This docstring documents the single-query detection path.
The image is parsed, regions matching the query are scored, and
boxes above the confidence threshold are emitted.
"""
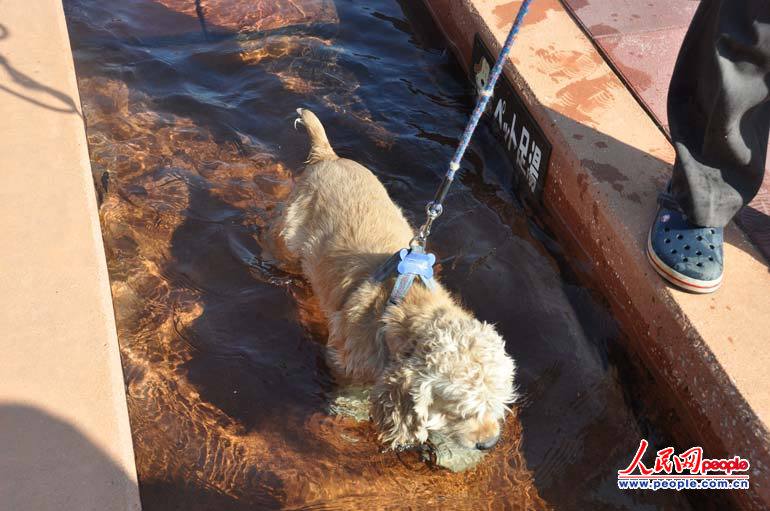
[669,0,770,227]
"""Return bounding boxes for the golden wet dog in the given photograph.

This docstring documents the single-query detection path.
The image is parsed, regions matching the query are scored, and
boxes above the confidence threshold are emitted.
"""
[272,108,516,452]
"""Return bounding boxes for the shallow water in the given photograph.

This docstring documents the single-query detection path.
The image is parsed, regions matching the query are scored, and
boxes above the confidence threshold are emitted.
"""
[65,0,693,509]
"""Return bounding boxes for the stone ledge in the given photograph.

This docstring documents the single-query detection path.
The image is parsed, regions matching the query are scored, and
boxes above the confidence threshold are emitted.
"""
[0,0,141,509]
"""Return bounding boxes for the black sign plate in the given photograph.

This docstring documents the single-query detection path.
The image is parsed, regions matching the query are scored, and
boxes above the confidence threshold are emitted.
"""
[471,34,551,200]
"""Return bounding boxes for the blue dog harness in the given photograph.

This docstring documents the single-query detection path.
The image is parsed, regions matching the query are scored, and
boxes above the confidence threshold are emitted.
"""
[374,246,437,305]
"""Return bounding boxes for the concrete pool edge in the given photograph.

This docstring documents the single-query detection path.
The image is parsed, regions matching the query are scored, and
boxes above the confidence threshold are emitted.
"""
[0,0,141,509]
[420,0,770,508]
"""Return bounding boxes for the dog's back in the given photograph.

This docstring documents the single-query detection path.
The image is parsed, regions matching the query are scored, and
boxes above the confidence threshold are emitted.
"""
[277,109,415,311]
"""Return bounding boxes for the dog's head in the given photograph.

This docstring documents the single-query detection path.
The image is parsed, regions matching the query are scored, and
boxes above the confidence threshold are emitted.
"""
[372,314,516,451]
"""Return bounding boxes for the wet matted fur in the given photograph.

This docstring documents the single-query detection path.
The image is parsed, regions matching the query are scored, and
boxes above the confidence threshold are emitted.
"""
[272,108,516,451]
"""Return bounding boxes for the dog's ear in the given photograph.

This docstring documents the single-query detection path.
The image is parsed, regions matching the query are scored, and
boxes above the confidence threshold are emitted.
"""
[370,364,429,448]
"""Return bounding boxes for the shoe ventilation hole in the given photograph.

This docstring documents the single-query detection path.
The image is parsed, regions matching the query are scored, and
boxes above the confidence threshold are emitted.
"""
[683,257,689,262]
[684,245,690,250]
[709,256,714,261]
[697,262,703,267]
[676,234,684,240]
[696,235,703,241]
[696,250,702,256]
[709,244,715,249]
[671,249,677,254]
[711,229,716,234]
[665,239,671,244]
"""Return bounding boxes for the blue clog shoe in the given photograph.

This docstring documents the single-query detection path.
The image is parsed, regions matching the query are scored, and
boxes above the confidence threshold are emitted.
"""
[647,190,723,293]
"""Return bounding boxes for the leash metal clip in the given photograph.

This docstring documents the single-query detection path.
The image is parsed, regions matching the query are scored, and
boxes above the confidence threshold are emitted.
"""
[411,201,444,249]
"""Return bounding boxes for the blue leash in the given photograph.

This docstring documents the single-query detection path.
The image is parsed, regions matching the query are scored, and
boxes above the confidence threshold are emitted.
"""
[376,0,534,305]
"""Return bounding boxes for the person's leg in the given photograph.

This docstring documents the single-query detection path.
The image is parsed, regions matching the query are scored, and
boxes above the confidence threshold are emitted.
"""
[668,0,770,227]
[648,0,770,293]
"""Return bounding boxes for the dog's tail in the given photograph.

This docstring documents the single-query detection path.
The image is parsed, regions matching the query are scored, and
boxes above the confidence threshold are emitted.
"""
[294,108,338,164]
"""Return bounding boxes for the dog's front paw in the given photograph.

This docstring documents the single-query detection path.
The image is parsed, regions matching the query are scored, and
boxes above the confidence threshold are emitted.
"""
[326,386,371,422]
